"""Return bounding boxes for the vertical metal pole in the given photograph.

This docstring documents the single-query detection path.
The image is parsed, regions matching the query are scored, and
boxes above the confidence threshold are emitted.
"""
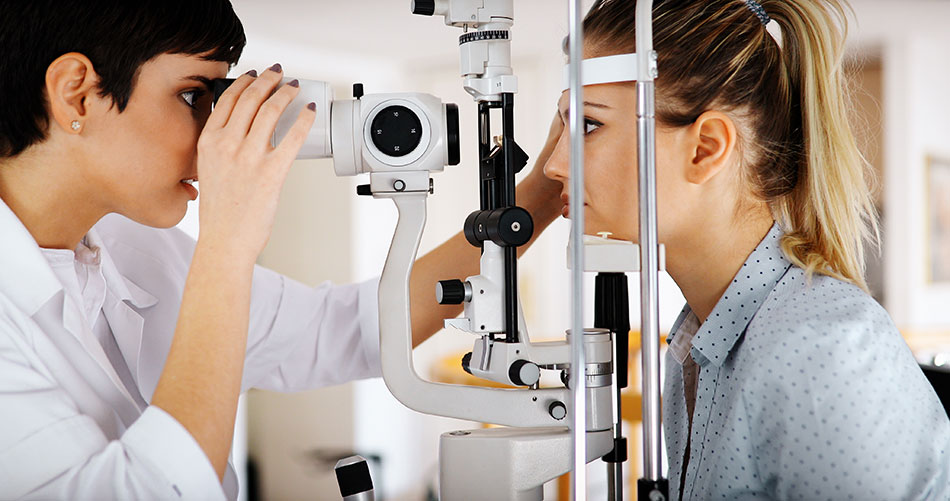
[637,77,662,481]
[502,93,519,344]
[567,0,586,499]
[635,2,669,498]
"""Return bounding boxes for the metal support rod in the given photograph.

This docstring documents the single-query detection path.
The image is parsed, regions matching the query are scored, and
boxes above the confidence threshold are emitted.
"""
[637,78,663,482]
[567,0,586,499]
[501,93,516,207]
[502,93,519,343]
[634,1,667,496]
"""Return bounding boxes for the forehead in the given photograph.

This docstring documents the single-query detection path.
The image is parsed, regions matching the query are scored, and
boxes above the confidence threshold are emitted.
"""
[557,83,635,110]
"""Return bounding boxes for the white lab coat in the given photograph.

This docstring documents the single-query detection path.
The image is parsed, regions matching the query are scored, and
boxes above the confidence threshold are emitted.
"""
[0,198,381,500]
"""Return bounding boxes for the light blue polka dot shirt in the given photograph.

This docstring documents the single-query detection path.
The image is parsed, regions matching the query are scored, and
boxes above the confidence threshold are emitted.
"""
[665,223,950,500]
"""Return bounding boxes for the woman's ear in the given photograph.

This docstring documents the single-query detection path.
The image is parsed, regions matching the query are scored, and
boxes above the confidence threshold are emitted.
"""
[683,110,738,185]
[45,53,99,134]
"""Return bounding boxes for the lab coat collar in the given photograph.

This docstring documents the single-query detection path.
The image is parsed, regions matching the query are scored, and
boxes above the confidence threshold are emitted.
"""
[0,197,157,313]
[0,197,65,317]
[670,223,793,367]
[0,197,151,419]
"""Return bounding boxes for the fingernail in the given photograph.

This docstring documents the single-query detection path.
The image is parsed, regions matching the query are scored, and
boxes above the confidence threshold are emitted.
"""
[245,69,257,77]
[288,79,299,88]
[268,63,282,73]
[307,102,316,111]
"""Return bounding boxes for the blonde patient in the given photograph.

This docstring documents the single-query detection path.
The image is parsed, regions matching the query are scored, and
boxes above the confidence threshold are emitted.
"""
[545,0,950,499]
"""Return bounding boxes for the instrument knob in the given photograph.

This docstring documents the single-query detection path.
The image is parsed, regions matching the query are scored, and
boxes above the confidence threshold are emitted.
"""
[509,359,540,386]
[548,401,567,421]
[412,0,435,16]
[436,280,469,305]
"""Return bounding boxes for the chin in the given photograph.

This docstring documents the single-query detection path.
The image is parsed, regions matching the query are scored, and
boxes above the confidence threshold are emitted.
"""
[126,203,188,229]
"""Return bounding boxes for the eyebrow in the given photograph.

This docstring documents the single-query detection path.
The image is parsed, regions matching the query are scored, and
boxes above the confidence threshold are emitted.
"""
[559,101,613,117]
[179,75,214,90]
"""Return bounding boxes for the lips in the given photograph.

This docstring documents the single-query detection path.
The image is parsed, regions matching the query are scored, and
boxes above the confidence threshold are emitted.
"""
[560,193,580,217]
[560,193,592,218]
[180,176,199,200]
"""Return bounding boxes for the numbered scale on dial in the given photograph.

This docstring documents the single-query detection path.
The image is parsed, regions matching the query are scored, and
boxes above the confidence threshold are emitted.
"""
[371,105,423,157]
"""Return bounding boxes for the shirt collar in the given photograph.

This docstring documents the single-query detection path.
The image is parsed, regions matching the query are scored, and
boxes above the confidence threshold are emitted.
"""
[669,223,792,367]
[86,225,158,309]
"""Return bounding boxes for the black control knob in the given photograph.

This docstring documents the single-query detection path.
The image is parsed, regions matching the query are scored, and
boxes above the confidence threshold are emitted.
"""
[412,0,435,15]
[463,207,535,248]
[370,105,423,157]
[549,401,567,421]
[508,359,540,387]
[353,83,364,99]
[436,280,469,305]
[486,206,534,247]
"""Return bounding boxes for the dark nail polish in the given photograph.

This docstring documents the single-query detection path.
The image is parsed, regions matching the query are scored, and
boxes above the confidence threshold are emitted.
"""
[288,79,299,88]
[245,69,257,77]
[307,102,316,111]
[268,63,282,73]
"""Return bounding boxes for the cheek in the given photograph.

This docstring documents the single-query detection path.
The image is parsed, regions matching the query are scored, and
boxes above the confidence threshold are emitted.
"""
[123,104,200,164]
[151,110,202,172]
[587,130,638,209]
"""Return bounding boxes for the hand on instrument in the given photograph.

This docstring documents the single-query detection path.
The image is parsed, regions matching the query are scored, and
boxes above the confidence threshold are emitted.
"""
[194,63,316,262]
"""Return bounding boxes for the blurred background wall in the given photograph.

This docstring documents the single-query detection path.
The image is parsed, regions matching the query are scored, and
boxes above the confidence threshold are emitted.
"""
[171,0,950,498]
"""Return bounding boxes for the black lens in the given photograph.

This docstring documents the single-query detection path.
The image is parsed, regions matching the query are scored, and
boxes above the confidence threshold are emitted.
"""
[446,103,460,166]
[212,78,235,107]
[370,105,423,157]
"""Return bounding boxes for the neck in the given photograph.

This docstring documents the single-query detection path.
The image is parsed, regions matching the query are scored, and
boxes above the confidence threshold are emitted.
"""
[0,144,107,250]
[665,209,774,323]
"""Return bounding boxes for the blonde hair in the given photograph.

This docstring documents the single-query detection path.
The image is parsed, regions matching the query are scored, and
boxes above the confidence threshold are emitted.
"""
[584,0,878,291]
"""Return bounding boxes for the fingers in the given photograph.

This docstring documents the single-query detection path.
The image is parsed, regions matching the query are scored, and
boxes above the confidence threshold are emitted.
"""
[223,63,285,136]
[204,71,257,131]
[245,79,301,148]
[271,103,317,166]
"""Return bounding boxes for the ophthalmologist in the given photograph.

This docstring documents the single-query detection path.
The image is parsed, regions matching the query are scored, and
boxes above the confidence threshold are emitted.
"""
[0,1,564,499]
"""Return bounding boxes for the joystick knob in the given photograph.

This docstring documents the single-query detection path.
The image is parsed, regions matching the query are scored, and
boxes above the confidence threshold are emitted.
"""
[509,359,540,387]
[436,280,471,305]
[412,0,435,15]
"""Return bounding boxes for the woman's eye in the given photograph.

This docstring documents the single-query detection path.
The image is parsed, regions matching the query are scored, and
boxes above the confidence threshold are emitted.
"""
[180,90,203,109]
[584,118,603,135]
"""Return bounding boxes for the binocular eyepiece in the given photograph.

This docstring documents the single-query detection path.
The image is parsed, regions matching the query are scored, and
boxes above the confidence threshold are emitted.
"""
[211,78,460,177]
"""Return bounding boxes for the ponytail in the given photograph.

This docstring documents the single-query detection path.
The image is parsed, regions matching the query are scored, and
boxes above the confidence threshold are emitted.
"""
[762,0,878,291]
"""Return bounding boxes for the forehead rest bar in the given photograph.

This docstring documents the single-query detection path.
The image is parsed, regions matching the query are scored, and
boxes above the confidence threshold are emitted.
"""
[561,53,639,91]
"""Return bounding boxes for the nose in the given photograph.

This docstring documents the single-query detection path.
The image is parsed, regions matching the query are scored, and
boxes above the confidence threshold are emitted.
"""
[543,128,571,184]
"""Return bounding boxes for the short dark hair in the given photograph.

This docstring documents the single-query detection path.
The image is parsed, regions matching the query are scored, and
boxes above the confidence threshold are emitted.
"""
[0,0,246,157]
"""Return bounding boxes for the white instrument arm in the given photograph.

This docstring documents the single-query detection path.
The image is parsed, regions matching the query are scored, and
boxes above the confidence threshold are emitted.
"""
[376,189,575,428]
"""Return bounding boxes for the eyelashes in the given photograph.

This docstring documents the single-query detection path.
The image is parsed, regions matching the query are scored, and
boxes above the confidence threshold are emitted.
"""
[584,117,603,135]
[180,89,206,109]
